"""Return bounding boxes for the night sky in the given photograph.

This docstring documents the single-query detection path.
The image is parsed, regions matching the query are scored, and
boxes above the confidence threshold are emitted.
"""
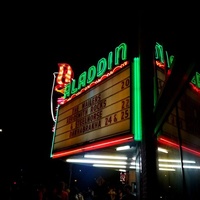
[0,5,198,186]
[0,5,138,164]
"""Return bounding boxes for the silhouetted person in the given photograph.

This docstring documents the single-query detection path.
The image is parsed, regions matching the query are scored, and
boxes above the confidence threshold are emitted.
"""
[122,185,136,200]
[55,181,69,200]
[37,184,49,200]
[70,186,84,200]
[108,185,117,200]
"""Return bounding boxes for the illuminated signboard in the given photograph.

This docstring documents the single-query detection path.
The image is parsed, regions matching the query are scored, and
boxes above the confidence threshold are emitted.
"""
[155,42,200,93]
[51,42,142,158]
[53,65,131,151]
[55,42,128,105]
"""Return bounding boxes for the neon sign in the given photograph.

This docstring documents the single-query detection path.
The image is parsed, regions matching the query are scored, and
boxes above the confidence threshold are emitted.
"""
[191,72,200,90]
[155,42,174,71]
[51,41,143,151]
[55,43,128,103]
[155,42,200,93]
[55,63,74,94]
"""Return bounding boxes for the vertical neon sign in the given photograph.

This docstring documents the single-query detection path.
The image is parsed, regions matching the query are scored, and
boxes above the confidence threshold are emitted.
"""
[132,57,142,141]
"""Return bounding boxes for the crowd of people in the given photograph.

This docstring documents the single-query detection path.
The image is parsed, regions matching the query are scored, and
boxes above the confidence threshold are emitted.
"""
[7,179,136,200]
[36,181,83,200]
[34,181,136,200]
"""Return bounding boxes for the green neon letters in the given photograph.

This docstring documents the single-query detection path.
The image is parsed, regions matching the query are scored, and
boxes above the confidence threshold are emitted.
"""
[64,43,128,98]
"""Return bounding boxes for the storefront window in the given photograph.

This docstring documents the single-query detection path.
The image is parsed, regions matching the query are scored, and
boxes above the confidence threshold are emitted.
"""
[156,92,200,200]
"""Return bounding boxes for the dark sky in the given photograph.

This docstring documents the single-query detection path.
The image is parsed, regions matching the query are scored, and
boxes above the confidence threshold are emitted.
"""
[0,5,199,177]
[0,5,138,167]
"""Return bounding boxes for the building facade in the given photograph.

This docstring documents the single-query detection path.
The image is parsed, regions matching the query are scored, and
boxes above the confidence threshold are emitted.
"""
[51,37,199,199]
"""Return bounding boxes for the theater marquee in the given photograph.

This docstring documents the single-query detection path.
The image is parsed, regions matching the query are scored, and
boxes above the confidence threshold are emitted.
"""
[54,65,130,151]
[51,42,142,158]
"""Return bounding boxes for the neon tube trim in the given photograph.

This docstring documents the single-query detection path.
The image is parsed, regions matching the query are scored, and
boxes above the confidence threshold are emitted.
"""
[52,134,133,159]
[158,136,200,157]
[132,57,142,141]
[57,61,129,105]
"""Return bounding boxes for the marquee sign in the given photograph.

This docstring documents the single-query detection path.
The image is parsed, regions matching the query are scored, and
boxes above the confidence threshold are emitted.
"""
[53,65,131,152]
[155,42,200,93]
[51,42,142,158]
[56,43,128,105]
